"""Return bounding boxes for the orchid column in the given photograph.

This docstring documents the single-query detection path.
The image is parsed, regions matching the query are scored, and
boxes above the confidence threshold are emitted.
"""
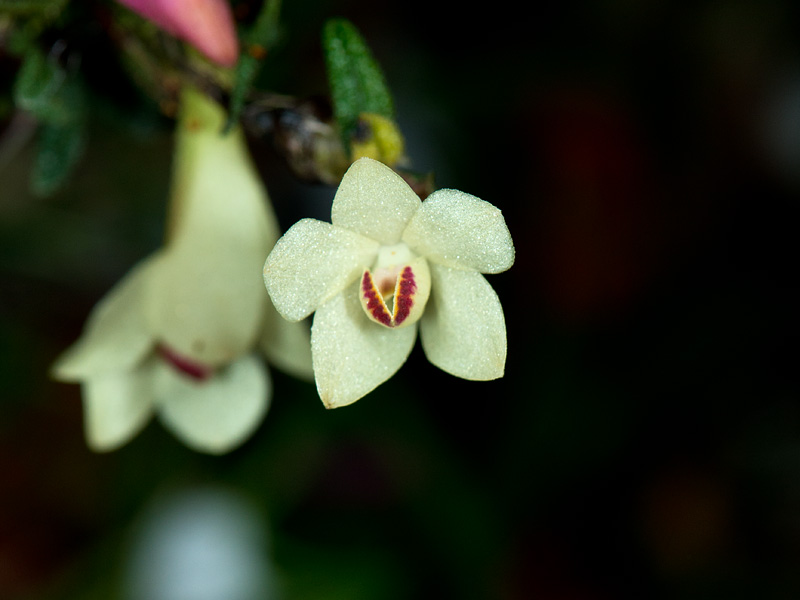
[52,87,311,454]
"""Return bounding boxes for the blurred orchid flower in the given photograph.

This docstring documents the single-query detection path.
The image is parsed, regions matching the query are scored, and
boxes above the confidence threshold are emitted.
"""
[264,157,514,408]
[117,0,239,67]
[52,87,311,454]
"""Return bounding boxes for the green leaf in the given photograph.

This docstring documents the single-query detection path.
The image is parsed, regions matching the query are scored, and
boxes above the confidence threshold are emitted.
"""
[12,47,88,196]
[225,0,283,132]
[322,18,395,149]
[31,118,86,197]
[13,48,71,123]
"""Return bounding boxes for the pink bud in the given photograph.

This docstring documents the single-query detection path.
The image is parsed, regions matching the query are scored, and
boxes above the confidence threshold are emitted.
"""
[118,0,239,67]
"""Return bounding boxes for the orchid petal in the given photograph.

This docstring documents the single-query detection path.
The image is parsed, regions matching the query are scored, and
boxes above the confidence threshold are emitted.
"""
[51,255,160,381]
[331,157,421,245]
[260,306,314,381]
[311,282,417,408]
[146,88,274,366]
[264,218,379,322]
[148,241,268,367]
[81,356,157,451]
[154,353,270,454]
[402,189,515,274]
[420,264,507,380]
[165,87,280,250]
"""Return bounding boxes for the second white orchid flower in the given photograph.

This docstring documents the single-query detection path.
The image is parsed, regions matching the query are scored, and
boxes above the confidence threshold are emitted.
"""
[52,87,311,454]
[263,157,514,408]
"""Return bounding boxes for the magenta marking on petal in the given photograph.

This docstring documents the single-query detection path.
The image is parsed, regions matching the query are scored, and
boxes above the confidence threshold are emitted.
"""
[158,345,213,381]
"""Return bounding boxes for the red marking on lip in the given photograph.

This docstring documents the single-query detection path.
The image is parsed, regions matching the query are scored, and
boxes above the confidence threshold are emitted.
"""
[158,344,213,381]
[392,266,417,325]
[362,271,392,326]
[361,266,417,328]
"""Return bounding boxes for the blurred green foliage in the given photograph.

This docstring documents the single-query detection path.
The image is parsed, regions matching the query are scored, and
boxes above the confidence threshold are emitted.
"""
[0,0,66,16]
[1,0,800,599]
[226,0,283,132]
[13,46,86,196]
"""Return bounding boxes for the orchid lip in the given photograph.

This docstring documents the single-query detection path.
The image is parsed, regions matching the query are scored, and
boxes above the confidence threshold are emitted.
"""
[158,344,214,382]
[357,243,431,329]
[360,265,418,328]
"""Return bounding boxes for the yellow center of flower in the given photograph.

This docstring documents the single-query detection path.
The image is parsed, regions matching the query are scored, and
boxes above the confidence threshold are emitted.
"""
[359,243,430,328]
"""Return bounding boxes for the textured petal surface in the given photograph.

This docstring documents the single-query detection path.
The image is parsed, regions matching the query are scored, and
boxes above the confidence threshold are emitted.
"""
[420,264,507,380]
[331,157,421,245]
[146,88,275,366]
[81,356,157,452]
[402,189,515,273]
[311,282,417,408]
[260,305,314,381]
[52,255,160,381]
[264,218,379,322]
[154,353,270,454]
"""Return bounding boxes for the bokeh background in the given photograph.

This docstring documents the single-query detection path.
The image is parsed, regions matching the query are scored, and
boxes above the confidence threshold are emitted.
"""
[2,0,800,598]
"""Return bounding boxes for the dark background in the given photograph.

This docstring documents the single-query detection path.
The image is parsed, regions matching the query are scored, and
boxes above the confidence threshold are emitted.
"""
[1,0,799,598]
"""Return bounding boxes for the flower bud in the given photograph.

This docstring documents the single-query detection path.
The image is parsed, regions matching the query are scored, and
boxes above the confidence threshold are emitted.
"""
[117,0,239,67]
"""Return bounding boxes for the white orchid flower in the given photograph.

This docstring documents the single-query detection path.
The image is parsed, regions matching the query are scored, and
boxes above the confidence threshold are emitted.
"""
[263,157,514,408]
[52,87,311,454]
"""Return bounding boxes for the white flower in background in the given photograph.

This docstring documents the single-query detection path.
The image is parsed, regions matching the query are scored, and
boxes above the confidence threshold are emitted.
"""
[52,87,311,454]
[124,487,277,600]
[264,157,514,408]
